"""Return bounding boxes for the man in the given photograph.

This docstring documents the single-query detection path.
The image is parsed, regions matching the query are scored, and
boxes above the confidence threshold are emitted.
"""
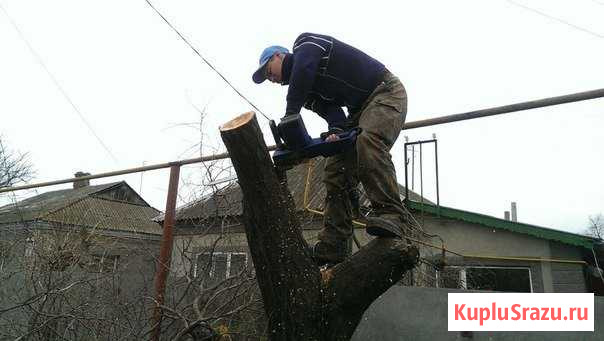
[253,33,410,266]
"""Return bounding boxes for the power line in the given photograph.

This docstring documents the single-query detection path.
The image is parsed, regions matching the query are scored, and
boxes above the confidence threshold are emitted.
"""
[506,0,604,39]
[0,3,119,164]
[144,0,271,121]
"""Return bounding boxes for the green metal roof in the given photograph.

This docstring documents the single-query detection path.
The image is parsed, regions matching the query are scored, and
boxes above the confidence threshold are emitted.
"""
[406,200,597,249]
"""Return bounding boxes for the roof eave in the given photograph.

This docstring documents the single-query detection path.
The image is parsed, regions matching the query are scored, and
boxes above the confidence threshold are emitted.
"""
[407,200,596,249]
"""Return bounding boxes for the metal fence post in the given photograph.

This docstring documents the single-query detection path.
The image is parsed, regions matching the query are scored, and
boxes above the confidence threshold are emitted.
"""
[152,164,180,341]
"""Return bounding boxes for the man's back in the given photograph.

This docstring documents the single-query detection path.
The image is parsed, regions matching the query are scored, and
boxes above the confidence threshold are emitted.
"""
[285,33,386,115]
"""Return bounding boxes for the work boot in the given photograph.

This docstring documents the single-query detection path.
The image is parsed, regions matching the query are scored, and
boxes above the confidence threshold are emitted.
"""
[311,240,347,267]
[365,214,407,238]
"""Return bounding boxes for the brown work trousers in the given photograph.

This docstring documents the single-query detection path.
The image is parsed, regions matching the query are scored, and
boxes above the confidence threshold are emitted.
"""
[318,70,407,262]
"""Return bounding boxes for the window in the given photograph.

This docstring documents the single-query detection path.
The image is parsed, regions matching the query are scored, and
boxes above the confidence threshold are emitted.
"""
[437,266,532,292]
[195,252,247,283]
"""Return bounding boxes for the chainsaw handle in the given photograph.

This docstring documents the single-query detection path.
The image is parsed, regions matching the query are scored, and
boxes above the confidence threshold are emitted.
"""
[269,120,284,149]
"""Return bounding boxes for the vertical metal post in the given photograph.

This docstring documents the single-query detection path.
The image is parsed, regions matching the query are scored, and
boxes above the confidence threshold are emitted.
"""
[152,164,180,341]
[411,145,415,191]
[403,139,439,210]
[139,161,146,194]
[591,248,604,286]
[419,143,424,205]
[404,144,409,204]
[419,143,425,225]
[434,139,440,207]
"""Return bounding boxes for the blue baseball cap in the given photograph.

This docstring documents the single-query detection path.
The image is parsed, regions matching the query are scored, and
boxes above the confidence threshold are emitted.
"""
[252,45,289,84]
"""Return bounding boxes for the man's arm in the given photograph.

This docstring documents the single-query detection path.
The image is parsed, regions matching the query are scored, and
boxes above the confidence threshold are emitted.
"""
[285,34,330,116]
[304,97,346,129]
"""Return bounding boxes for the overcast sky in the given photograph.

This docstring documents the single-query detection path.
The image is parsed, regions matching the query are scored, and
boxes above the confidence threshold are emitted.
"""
[1,0,603,234]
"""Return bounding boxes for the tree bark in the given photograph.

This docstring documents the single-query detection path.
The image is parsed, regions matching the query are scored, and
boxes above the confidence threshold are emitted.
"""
[220,112,418,341]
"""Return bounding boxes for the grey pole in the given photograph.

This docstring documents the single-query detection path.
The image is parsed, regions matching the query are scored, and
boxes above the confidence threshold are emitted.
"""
[404,88,604,130]
[3,88,604,194]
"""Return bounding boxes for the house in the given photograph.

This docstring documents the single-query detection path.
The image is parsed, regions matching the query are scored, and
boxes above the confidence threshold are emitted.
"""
[0,174,163,340]
[154,156,604,340]
[0,174,161,236]
[164,157,427,281]
[351,203,604,340]
[166,158,603,296]
[0,175,162,270]
[406,201,603,293]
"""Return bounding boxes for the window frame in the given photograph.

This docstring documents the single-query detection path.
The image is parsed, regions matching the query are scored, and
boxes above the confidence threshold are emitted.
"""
[436,265,533,293]
[194,251,248,280]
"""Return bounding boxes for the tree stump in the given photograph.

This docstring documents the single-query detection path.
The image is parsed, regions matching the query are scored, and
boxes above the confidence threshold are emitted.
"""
[220,112,418,341]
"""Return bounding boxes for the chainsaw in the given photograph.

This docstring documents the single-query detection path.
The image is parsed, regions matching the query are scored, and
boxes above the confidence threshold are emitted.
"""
[269,114,360,168]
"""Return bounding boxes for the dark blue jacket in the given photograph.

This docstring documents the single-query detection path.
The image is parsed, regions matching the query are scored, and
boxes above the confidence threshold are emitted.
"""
[281,33,386,129]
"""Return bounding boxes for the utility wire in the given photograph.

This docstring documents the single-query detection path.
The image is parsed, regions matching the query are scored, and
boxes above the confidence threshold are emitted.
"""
[0,3,119,164]
[506,0,604,39]
[144,0,271,121]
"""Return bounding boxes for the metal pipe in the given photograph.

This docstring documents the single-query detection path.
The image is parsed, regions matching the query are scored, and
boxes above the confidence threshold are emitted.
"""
[405,139,437,145]
[0,146,272,194]
[0,152,212,193]
[403,88,604,130]
[152,165,180,341]
[3,87,604,195]
[462,254,587,265]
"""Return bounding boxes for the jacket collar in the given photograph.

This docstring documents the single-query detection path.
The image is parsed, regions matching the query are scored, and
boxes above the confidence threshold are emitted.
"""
[281,53,293,85]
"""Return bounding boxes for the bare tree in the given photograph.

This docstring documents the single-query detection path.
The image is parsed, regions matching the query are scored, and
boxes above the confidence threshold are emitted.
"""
[585,214,604,239]
[159,228,265,341]
[0,136,33,188]
[0,184,262,341]
[0,212,162,340]
[159,141,266,339]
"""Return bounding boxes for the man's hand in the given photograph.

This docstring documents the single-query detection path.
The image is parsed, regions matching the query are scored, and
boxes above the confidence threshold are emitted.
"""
[325,134,340,142]
[320,127,344,142]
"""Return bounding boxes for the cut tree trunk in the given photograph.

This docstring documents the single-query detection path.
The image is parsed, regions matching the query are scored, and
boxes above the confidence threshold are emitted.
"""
[220,112,418,341]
